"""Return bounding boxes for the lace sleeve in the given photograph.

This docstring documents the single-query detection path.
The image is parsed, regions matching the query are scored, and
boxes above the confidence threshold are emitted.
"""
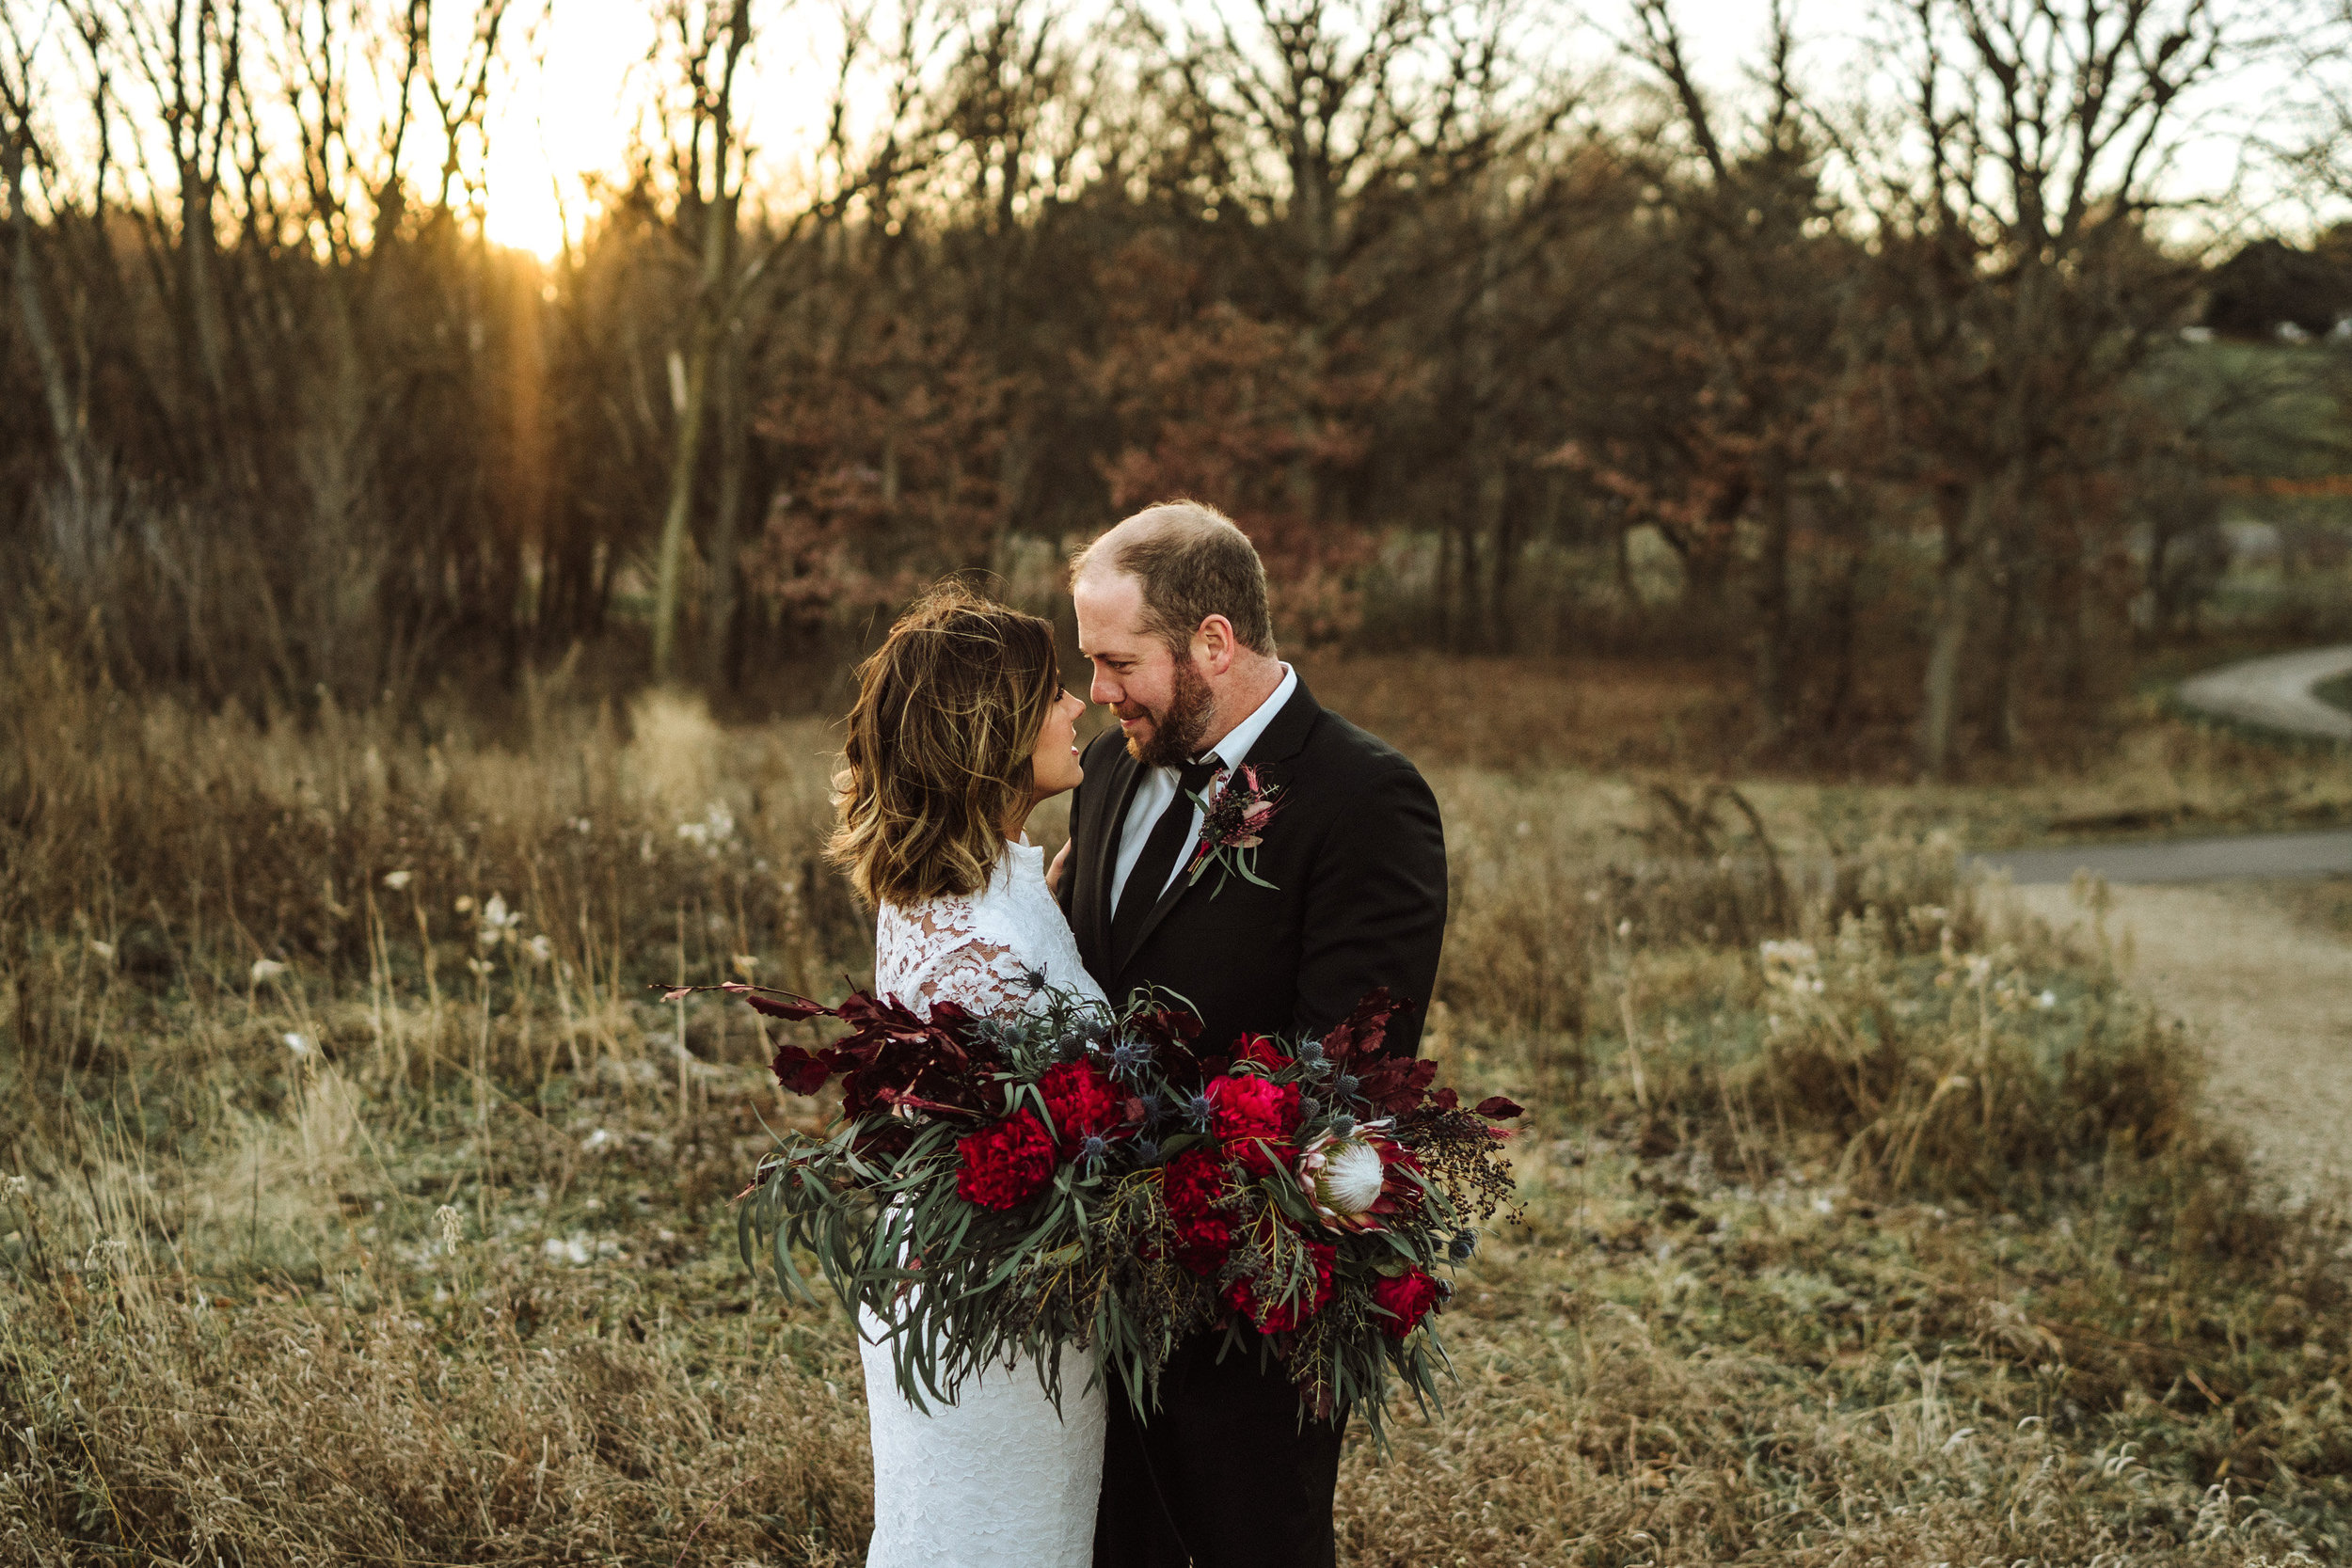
[874,895,1041,1018]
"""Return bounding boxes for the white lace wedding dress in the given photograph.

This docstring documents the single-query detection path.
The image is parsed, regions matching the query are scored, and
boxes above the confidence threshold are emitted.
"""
[860,837,1109,1568]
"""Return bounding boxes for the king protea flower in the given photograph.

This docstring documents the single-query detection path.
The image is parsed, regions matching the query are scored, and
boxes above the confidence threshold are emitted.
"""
[1295,1125,1420,1231]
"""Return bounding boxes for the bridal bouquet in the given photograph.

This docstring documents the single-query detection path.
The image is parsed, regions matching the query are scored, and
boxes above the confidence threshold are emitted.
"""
[685,976,1521,1441]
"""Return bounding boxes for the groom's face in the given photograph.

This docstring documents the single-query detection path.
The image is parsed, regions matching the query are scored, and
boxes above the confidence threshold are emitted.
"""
[1075,570,1213,767]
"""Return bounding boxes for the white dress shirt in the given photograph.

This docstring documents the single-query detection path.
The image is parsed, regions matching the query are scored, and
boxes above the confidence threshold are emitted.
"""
[1109,663,1299,914]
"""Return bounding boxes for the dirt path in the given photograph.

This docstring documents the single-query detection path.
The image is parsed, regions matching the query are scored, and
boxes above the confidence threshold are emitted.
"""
[2007,880,2352,1204]
[2177,644,2352,741]
[1978,829,2352,885]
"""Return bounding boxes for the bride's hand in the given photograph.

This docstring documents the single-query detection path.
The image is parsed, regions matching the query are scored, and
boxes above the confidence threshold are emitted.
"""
[1046,840,1071,897]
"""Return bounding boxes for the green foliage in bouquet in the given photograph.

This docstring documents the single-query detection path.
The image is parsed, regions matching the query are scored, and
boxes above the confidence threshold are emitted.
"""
[675,975,1523,1447]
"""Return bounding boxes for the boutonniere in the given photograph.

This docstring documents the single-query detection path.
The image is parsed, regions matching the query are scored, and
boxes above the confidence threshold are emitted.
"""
[1184,764,1285,895]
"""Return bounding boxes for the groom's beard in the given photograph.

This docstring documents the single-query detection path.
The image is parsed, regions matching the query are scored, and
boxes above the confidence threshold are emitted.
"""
[1125,657,1215,768]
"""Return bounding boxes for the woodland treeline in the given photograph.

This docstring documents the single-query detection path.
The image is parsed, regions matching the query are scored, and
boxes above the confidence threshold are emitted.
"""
[4,0,2352,770]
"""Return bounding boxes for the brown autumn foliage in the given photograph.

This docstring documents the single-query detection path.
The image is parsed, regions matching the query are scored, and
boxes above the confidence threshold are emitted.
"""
[4,0,2331,775]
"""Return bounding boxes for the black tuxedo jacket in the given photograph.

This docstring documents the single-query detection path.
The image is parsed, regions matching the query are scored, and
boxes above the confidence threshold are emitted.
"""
[1057,677,1447,1061]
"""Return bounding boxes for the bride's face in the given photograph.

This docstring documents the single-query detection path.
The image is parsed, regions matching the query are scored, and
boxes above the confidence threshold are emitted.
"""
[1027,687,1088,804]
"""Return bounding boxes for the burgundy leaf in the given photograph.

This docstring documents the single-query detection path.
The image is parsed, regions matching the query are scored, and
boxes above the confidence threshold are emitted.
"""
[1354,1055,1438,1116]
[740,990,828,1022]
[770,1044,837,1095]
[1320,989,1406,1066]
[1132,1005,1203,1048]
[1473,1095,1525,1121]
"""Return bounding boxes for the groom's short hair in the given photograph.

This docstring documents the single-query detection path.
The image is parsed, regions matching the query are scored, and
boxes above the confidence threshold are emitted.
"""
[1074,500,1279,659]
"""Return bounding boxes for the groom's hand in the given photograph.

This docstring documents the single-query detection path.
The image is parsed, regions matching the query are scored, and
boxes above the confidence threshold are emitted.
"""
[1046,839,1071,897]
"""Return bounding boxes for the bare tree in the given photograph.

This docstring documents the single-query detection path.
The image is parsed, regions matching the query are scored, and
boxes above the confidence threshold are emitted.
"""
[644,0,932,687]
[1858,0,2242,774]
[2287,0,2352,205]
[646,0,751,685]
[2,8,87,503]
[1619,0,1866,739]
[1135,0,1581,531]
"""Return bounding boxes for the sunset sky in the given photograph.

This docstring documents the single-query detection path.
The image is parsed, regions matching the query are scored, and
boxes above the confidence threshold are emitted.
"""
[476,0,2312,259]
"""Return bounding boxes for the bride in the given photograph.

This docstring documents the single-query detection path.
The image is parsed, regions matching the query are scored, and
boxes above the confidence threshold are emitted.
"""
[825,582,1105,1567]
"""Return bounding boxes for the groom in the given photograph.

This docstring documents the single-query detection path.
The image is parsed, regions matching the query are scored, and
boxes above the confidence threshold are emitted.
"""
[1057,500,1449,1568]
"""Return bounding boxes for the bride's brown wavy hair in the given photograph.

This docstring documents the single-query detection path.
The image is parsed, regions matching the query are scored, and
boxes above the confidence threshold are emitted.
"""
[829,581,1063,909]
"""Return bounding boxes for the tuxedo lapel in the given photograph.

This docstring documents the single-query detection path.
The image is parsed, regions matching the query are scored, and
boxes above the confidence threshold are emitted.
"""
[1111,680,1325,975]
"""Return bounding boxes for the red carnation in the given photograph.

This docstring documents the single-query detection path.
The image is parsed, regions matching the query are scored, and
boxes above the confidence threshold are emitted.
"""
[1225,1240,1334,1334]
[1037,1060,1123,1156]
[1206,1073,1302,1177]
[1160,1148,1235,1275]
[1370,1268,1443,1339]
[955,1110,1057,1212]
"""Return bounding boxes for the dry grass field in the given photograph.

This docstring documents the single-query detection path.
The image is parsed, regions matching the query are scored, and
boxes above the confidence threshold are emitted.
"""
[3,643,2350,1565]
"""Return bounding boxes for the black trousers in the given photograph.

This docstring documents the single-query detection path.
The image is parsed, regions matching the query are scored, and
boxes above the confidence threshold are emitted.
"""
[1092,1333,1345,1568]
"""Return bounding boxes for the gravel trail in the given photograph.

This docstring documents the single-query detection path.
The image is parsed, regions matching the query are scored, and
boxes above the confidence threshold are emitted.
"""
[2006,880,2352,1204]
[1975,829,2352,885]
[2176,644,2352,740]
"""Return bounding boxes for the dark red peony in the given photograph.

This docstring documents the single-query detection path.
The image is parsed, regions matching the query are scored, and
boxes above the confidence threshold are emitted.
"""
[1036,1060,1123,1156]
[1370,1268,1444,1339]
[1160,1148,1235,1275]
[1225,1240,1335,1334]
[955,1110,1057,1211]
[1205,1073,1302,1177]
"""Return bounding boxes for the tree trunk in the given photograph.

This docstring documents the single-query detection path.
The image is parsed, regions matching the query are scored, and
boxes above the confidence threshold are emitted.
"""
[650,4,749,686]
[5,133,85,503]
[1481,461,1515,652]
[1754,474,1794,743]
[1921,484,1979,778]
[1820,543,1860,734]
[1978,453,2040,755]
[702,327,748,692]
[1434,517,1456,648]
[1982,550,2025,756]
[652,339,709,684]
[178,167,233,464]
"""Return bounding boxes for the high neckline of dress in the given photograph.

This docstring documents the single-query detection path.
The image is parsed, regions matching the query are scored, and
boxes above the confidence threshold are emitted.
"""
[1002,837,1045,881]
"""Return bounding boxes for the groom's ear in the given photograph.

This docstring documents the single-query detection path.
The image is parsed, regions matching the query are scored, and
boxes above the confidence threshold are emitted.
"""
[1192,614,1240,676]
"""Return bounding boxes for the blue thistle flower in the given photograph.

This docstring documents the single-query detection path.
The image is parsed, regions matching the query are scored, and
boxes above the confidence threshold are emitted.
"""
[1329,1115,1356,1139]
[1137,1091,1166,1127]
[1335,1072,1362,1100]
[1019,965,1048,993]
[1185,1092,1216,1129]
[1298,1094,1324,1124]
[1109,1036,1154,1081]
[1079,1133,1111,1167]
[1297,1038,1327,1065]
[1449,1228,1479,1262]
[1131,1138,1163,1165]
